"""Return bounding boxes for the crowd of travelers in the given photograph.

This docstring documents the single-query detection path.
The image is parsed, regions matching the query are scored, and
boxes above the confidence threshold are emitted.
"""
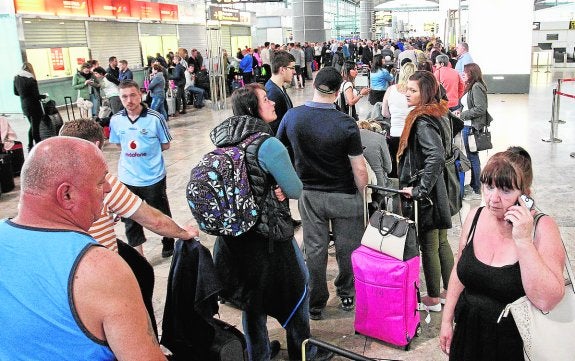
[2,35,567,361]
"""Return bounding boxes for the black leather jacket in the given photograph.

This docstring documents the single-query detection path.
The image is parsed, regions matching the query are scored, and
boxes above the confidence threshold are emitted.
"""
[398,114,452,232]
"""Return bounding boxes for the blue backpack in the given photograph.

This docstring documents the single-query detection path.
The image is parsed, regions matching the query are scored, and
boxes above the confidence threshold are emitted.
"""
[186,132,266,237]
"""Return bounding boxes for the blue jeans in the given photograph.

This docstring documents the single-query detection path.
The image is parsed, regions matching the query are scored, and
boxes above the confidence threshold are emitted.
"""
[462,126,481,193]
[90,93,100,117]
[242,239,315,361]
[151,96,168,121]
[186,86,205,107]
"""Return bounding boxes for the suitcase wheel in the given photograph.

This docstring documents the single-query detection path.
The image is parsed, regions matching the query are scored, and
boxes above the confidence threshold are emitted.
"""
[404,344,411,351]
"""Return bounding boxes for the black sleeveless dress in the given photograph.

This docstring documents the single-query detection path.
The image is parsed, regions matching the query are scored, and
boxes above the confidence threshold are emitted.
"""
[450,207,526,361]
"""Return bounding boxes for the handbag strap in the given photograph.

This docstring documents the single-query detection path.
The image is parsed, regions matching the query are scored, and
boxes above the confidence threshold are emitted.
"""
[378,212,399,237]
[533,213,575,293]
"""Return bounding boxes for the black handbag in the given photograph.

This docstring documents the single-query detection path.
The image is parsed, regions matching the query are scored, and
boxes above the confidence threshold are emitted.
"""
[468,127,493,152]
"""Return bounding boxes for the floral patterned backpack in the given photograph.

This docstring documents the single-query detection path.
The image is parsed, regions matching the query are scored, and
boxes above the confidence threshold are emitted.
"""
[186,132,266,237]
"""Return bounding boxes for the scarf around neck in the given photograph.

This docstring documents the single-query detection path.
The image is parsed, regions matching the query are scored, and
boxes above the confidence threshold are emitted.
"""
[396,100,448,163]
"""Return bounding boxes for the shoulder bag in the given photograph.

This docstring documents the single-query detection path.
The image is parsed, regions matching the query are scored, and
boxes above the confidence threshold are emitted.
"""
[361,186,419,261]
[468,126,492,152]
[498,213,575,361]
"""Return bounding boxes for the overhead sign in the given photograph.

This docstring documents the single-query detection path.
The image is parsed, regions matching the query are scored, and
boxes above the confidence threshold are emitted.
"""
[211,0,282,4]
[89,0,132,18]
[209,6,240,22]
[374,10,392,27]
[131,0,160,20]
[15,0,176,20]
[15,0,90,16]
[159,3,178,21]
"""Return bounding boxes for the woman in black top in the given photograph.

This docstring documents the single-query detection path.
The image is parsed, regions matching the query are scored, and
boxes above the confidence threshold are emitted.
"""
[13,62,45,151]
[440,148,566,360]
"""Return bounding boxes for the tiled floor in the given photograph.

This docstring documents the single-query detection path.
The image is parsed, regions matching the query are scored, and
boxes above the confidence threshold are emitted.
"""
[2,68,575,360]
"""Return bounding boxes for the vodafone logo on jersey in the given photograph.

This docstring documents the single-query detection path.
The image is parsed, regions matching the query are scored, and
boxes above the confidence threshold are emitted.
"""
[125,140,147,157]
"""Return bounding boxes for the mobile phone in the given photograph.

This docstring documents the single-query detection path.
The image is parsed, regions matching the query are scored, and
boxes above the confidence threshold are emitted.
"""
[518,194,534,210]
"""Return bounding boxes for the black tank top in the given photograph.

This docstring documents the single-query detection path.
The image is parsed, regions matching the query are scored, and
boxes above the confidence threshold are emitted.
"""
[450,207,526,361]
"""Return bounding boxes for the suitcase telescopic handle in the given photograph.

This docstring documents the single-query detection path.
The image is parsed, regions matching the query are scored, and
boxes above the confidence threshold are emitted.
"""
[365,184,404,194]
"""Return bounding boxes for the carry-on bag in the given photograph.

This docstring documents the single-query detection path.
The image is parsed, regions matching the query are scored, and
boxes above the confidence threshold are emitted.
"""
[352,245,421,349]
[360,186,419,261]
[352,185,421,350]
[166,89,176,116]
[2,141,24,176]
[0,153,15,193]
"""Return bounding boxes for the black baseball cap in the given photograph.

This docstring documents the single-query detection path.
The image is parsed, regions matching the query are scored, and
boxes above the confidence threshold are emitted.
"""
[313,67,343,95]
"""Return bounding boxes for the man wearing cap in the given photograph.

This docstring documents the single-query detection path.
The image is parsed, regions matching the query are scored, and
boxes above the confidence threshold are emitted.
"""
[277,67,368,320]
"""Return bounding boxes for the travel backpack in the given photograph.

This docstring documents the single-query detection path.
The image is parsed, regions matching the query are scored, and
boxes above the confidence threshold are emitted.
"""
[186,132,268,237]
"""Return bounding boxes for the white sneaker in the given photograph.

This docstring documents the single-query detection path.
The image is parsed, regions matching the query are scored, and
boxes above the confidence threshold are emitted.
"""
[418,302,442,312]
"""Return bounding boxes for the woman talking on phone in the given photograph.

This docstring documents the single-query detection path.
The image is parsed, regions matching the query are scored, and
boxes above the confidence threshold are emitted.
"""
[439,147,566,360]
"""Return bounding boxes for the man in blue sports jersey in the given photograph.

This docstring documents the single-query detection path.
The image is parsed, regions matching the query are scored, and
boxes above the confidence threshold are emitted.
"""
[110,80,175,257]
[0,137,167,360]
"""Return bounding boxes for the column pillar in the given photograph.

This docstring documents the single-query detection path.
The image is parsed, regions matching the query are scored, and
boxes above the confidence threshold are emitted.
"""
[293,0,325,42]
[437,0,459,46]
[467,0,532,93]
[360,0,374,40]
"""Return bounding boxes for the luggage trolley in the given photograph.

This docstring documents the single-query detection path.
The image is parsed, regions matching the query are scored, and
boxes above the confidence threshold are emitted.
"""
[301,338,401,361]
[354,63,370,89]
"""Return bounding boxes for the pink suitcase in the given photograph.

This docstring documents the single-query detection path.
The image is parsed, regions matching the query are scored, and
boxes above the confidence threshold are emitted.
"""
[352,245,421,349]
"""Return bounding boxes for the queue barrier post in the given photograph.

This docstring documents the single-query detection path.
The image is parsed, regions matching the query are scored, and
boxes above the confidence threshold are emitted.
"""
[542,88,563,143]
[556,79,566,124]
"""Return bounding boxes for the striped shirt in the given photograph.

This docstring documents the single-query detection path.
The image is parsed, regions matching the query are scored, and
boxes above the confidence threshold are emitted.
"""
[88,173,142,252]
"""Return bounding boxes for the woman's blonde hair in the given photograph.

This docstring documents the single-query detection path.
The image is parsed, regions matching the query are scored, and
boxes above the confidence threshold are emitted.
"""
[397,62,416,88]
[357,120,383,132]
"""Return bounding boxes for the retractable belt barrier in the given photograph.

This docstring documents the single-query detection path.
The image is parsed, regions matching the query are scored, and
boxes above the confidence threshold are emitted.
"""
[543,78,575,144]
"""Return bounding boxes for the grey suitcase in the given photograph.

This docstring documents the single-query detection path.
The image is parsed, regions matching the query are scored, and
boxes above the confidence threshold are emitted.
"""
[166,89,176,116]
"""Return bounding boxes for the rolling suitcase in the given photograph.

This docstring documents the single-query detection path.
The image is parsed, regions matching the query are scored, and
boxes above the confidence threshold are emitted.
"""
[4,141,24,176]
[352,246,421,349]
[352,186,421,350]
[0,153,15,193]
[166,89,176,116]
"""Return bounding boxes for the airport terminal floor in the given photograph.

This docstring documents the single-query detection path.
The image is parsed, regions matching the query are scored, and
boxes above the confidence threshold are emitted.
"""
[1,68,575,360]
